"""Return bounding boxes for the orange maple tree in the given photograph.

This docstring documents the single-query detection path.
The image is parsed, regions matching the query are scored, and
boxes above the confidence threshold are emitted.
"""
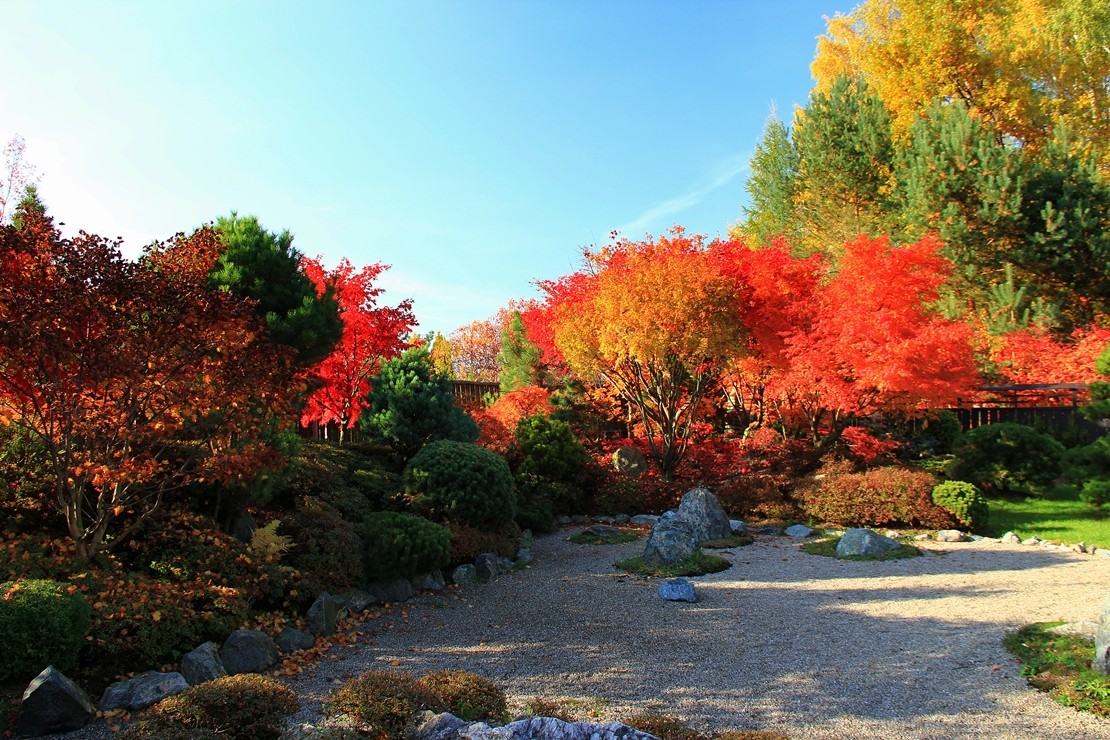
[299,258,415,441]
[0,213,297,559]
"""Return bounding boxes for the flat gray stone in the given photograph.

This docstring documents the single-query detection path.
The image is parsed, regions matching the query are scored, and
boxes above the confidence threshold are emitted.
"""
[98,671,188,712]
[612,514,631,524]
[413,570,447,591]
[459,717,657,740]
[180,641,227,686]
[785,524,815,538]
[936,529,969,542]
[1022,536,1042,546]
[19,667,94,737]
[629,514,659,526]
[342,589,378,613]
[366,578,417,603]
[836,528,903,558]
[730,519,748,533]
[659,577,698,603]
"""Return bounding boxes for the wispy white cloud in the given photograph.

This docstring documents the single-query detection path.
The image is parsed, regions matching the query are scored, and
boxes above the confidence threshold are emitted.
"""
[617,154,749,237]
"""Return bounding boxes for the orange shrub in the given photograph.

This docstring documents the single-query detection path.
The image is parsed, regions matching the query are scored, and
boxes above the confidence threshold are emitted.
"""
[800,466,955,528]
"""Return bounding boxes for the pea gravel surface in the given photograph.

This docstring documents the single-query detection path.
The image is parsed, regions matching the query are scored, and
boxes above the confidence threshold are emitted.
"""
[46,529,1110,739]
[279,530,1110,739]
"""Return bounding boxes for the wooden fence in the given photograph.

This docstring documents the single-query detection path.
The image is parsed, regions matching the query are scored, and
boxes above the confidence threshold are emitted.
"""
[452,380,500,405]
[950,383,1106,442]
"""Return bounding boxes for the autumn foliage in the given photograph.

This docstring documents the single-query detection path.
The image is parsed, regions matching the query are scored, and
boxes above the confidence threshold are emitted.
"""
[0,213,295,558]
[300,257,415,438]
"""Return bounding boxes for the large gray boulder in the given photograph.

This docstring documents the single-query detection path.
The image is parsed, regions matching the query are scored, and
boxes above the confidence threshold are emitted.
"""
[307,592,343,637]
[342,589,377,613]
[674,488,732,542]
[641,516,699,565]
[612,446,648,476]
[474,553,502,581]
[180,641,227,686]
[459,717,657,740]
[836,528,903,558]
[18,666,95,737]
[99,671,189,712]
[366,577,417,604]
[1095,592,1110,674]
[220,629,279,675]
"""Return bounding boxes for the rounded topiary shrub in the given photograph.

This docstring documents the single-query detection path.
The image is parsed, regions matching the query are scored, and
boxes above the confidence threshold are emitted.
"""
[403,440,516,529]
[413,669,507,722]
[0,579,90,679]
[280,498,365,602]
[515,415,588,483]
[145,674,298,740]
[931,480,989,532]
[949,422,1065,497]
[800,466,955,528]
[1080,478,1110,508]
[328,669,441,739]
[363,511,451,582]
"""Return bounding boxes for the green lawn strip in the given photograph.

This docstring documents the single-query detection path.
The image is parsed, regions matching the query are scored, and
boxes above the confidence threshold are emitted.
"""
[986,485,1109,549]
[615,551,731,577]
[568,529,641,545]
[800,537,922,561]
[1003,623,1110,717]
[700,534,754,549]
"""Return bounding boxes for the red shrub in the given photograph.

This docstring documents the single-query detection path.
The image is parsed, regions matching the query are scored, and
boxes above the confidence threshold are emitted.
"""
[800,466,955,528]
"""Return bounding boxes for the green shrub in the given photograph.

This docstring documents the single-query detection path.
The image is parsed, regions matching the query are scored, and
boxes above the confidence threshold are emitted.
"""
[0,579,90,679]
[800,466,955,528]
[949,422,1065,496]
[350,467,404,511]
[363,512,451,582]
[913,409,964,456]
[931,481,990,531]
[147,674,299,740]
[403,440,516,529]
[328,669,441,739]
[1080,478,1110,508]
[515,415,588,482]
[280,499,365,601]
[363,347,479,459]
[413,670,507,722]
[447,521,521,566]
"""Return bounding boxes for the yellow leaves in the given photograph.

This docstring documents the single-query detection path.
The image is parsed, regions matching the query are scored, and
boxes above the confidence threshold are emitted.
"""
[151,611,161,621]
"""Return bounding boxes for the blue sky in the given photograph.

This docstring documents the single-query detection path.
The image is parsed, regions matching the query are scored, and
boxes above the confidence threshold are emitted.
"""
[2,0,840,334]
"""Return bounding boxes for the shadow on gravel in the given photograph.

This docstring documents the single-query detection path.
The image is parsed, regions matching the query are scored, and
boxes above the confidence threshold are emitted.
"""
[332,534,1110,739]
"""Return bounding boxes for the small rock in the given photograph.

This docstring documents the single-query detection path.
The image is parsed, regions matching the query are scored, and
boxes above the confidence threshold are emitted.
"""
[936,530,968,543]
[884,530,902,539]
[1047,621,1101,640]
[629,514,659,526]
[413,571,447,591]
[275,627,315,654]
[407,710,469,740]
[220,629,279,675]
[756,525,783,536]
[307,592,343,637]
[1022,536,1042,546]
[474,553,502,580]
[1001,531,1022,545]
[784,524,815,539]
[658,577,698,603]
[180,641,227,685]
[452,564,479,586]
[612,514,631,524]
[836,528,902,557]
[729,519,748,533]
[571,515,591,524]
[555,515,572,526]
[1073,542,1088,554]
[596,515,616,524]
[18,667,94,737]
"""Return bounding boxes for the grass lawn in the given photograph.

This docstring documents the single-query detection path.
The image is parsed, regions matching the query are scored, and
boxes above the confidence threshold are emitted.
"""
[985,485,1109,549]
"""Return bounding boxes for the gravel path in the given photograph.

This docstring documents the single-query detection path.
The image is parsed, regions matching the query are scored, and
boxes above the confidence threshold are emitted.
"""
[282,530,1110,739]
